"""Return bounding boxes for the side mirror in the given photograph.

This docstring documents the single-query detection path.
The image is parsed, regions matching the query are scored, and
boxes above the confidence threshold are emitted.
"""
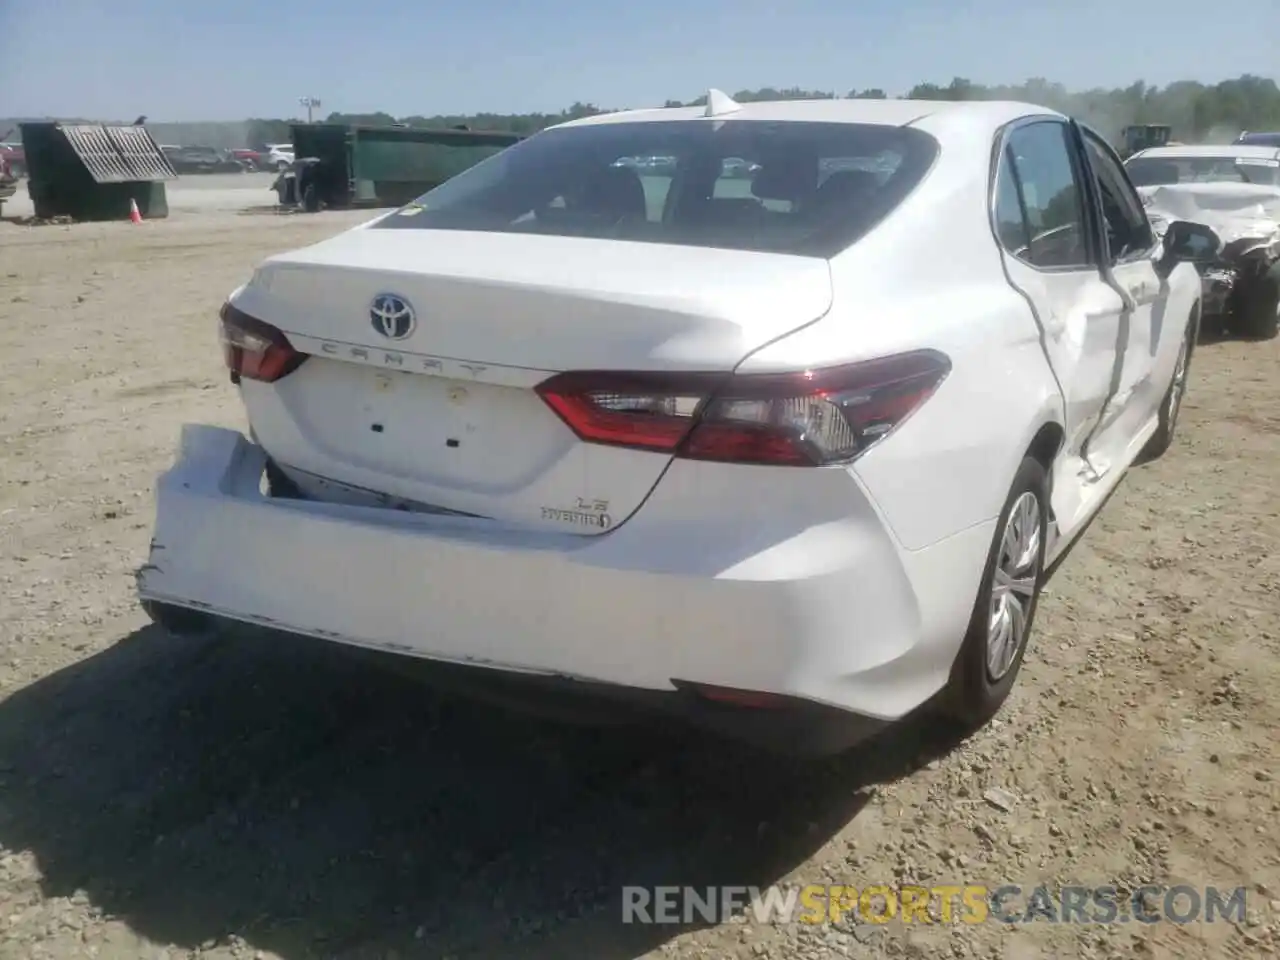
[1163,220,1221,263]
[1156,219,1221,277]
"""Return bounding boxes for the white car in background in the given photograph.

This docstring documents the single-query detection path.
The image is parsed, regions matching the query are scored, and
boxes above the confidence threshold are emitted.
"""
[137,93,1204,756]
[1126,143,1280,339]
[263,143,295,171]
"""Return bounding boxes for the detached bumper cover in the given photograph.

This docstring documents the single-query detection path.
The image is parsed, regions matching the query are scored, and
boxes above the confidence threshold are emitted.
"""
[137,426,994,730]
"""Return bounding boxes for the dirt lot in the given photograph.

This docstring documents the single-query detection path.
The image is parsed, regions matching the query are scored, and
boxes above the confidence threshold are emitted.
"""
[1,208,1278,960]
[0,172,282,221]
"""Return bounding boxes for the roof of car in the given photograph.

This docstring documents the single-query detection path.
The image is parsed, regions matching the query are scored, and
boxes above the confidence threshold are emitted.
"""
[1131,144,1280,161]
[554,98,1065,136]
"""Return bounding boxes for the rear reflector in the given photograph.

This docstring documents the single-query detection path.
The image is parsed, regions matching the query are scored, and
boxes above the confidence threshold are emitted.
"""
[684,683,790,709]
[535,350,950,466]
[220,302,308,384]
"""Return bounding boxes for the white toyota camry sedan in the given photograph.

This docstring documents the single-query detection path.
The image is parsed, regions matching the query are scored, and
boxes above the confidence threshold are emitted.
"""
[137,93,1204,755]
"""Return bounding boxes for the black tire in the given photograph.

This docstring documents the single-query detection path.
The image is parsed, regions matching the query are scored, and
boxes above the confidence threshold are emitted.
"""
[943,456,1049,728]
[141,600,229,642]
[1139,312,1195,462]
[1231,262,1280,340]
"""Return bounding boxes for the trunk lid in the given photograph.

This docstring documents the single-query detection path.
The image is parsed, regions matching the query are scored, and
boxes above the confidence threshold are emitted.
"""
[233,228,832,534]
[244,228,832,370]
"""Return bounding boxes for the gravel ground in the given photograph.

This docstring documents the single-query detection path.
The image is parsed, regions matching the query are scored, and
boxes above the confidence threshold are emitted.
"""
[0,209,1277,960]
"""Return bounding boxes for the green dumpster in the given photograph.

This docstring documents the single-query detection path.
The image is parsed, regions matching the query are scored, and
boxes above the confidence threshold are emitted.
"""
[20,122,177,221]
[289,123,523,209]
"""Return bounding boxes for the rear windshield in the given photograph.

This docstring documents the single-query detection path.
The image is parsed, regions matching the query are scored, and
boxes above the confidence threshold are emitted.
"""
[1127,154,1280,187]
[1236,133,1280,147]
[372,120,939,257]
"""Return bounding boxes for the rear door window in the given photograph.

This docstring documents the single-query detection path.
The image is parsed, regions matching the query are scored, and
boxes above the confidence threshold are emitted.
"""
[373,119,939,257]
[1081,130,1156,262]
[997,120,1093,270]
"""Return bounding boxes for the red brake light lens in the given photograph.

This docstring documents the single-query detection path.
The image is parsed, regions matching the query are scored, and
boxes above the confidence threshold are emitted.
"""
[219,302,308,383]
[535,350,950,467]
[535,370,726,452]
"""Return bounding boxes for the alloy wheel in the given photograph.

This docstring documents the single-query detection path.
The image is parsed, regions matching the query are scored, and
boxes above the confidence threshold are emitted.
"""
[986,491,1042,682]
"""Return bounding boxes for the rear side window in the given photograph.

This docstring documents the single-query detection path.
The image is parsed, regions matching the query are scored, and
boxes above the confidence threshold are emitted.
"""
[1081,131,1155,262]
[994,121,1091,270]
[993,152,1030,252]
[373,120,938,257]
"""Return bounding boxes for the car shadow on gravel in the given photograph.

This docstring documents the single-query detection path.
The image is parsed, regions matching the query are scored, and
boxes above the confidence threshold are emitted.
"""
[0,625,968,959]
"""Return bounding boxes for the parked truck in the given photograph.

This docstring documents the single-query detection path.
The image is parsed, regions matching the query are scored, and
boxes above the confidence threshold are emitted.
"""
[1118,124,1173,159]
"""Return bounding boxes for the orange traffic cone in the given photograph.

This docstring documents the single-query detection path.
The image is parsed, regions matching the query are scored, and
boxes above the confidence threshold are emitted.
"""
[128,198,142,224]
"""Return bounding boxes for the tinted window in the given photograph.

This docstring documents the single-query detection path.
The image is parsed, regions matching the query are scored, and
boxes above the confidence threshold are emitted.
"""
[712,154,900,213]
[1236,132,1280,147]
[373,120,939,256]
[993,147,1031,253]
[1125,157,1182,186]
[356,140,510,183]
[1003,122,1090,269]
[1082,132,1155,261]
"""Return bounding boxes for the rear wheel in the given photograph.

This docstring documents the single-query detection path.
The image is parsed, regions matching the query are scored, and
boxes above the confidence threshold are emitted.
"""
[141,600,229,642]
[943,456,1048,728]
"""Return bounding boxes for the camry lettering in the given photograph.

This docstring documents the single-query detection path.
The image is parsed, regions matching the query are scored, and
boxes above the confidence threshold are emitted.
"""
[317,341,446,373]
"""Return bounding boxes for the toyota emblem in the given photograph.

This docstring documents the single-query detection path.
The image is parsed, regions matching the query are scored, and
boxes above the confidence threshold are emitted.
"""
[369,293,416,340]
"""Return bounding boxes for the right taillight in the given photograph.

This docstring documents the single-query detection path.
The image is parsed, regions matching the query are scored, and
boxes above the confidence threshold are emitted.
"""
[219,302,307,384]
[535,349,950,467]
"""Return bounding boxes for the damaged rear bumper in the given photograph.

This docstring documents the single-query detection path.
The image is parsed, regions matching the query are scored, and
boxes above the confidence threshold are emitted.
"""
[134,425,994,756]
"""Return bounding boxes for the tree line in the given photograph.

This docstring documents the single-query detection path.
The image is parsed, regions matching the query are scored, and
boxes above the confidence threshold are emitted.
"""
[240,75,1280,150]
[7,74,1279,151]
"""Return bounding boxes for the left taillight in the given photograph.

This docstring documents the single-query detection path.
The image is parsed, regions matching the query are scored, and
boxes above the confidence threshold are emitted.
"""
[219,302,308,384]
[535,349,951,467]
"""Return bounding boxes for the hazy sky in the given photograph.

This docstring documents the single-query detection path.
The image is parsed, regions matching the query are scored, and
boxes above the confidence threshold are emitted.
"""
[3,0,1278,121]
